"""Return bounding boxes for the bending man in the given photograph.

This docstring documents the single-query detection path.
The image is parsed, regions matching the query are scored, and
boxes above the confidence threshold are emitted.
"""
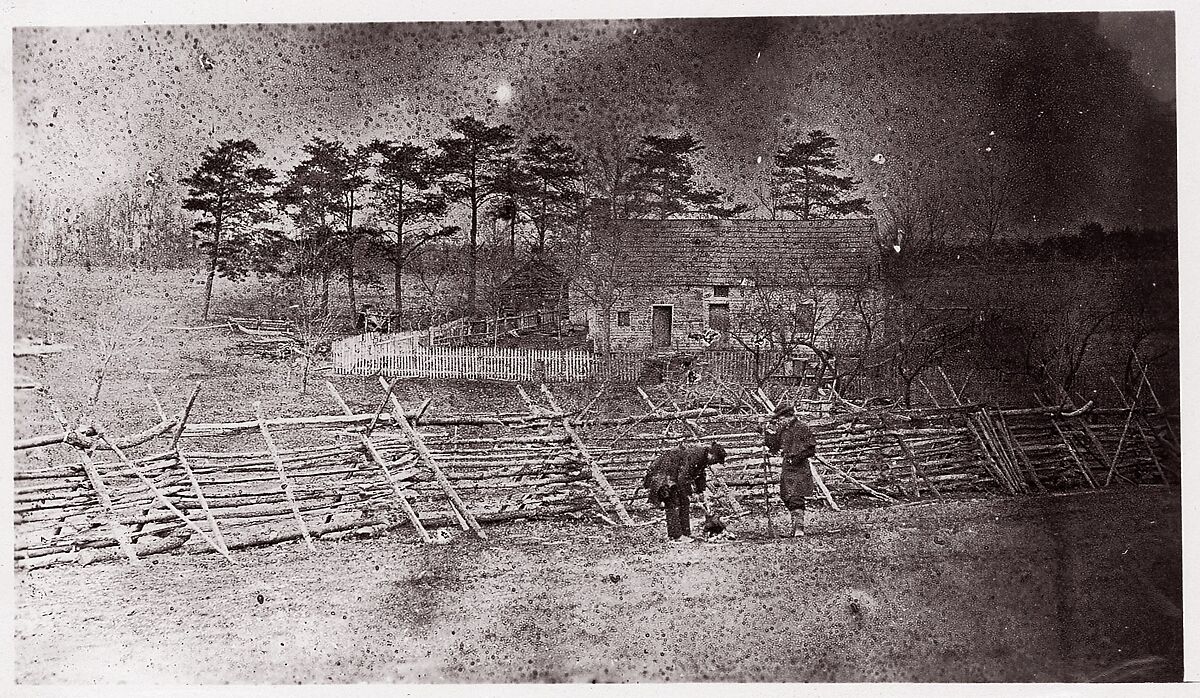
[642,442,727,543]
[763,404,818,537]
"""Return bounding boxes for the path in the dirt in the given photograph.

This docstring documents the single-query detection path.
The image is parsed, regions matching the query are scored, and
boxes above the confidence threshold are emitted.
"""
[15,488,1182,683]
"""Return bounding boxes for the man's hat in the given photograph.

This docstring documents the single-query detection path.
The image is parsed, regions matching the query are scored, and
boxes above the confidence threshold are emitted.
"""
[770,403,796,419]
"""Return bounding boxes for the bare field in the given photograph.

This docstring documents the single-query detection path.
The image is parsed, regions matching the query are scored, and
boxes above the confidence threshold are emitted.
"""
[13,265,1184,683]
[15,488,1182,683]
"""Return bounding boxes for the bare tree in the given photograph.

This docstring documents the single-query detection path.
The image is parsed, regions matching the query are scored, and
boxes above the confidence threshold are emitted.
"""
[410,244,465,329]
[723,263,864,387]
[968,305,1117,404]
[1016,308,1116,403]
[962,145,1016,249]
[1113,275,1173,393]
[821,275,891,394]
[879,165,951,256]
[476,237,520,320]
[887,305,978,407]
[583,127,638,222]
[839,295,978,407]
[565,221,638,356]
[753,181,784,221]
[274,270,341,394]
[726,265,817,385]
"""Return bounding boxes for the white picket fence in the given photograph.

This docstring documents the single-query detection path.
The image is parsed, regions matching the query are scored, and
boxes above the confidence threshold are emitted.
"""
[333,342,602,382]
[332,334,829,385]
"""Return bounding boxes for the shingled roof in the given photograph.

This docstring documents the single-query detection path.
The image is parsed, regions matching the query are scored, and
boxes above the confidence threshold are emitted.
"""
[611,218,879,286]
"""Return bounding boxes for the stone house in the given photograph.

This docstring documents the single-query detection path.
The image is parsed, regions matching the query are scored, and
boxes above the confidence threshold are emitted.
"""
[569,218,881,362]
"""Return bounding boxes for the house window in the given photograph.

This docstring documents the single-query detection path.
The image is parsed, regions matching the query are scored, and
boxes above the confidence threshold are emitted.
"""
[616,311,631,327]
[792,358,807,377]
[708,303,730,333]
[794,302,816,337]
[712,284,730,298]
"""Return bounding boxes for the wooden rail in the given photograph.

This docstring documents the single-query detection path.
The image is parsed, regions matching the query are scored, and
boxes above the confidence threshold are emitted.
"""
[15,384,1178,568]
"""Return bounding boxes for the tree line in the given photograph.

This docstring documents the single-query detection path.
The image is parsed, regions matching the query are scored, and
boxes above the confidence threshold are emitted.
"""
[181,117,869,322]
[15,168,195,271]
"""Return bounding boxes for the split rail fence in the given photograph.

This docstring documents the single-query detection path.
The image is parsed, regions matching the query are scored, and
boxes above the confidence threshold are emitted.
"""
[14,380,1178,570]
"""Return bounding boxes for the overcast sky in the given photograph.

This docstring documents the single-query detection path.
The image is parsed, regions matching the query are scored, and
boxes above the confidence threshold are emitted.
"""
[12,10,1176,232]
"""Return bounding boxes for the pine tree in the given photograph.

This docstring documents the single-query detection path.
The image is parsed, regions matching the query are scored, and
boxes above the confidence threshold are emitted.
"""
[487,155,533,254]
[433,116,516,316]
[514,133,584,253]
[771,130,870,220]
[626,134,747,219]
[277,138,371,323]
[365,140,452,316]
[180,139,277,321]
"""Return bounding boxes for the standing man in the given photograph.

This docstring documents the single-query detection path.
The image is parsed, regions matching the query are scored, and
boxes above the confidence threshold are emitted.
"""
[763,404,818,537]
[356,303,373,333]
[642,442,727,543]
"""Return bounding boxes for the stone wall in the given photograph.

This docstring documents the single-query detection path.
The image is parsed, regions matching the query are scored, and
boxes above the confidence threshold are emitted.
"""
[575,282,874,354]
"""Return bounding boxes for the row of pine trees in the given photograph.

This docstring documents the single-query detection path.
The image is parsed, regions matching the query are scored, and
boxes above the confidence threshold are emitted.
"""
[181,115,869,322]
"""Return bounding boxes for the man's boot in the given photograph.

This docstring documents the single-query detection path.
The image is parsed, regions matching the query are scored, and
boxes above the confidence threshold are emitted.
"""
[791,509,806,537]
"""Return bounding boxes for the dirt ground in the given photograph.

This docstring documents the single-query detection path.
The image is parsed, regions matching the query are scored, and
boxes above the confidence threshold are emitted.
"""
[14,487,1182,684]
[12,266,1186,683]
[12,266,640,455]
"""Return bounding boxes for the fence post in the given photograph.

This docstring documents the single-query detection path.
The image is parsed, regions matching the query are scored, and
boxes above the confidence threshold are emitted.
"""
[891,432,943,500]
[253,401,316,552]
[97,429,236,564]
[326,381,431,543]
[78,450,143,566]
[377,377,487,539]
[540,384,635,525]
[1048,414,1098,488]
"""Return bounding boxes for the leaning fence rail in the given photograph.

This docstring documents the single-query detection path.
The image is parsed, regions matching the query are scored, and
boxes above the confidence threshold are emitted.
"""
[15,390,1178,569]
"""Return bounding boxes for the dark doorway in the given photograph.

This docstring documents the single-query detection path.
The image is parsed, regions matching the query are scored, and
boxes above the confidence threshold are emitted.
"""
[708,302,730,344]
[651,305,673,348]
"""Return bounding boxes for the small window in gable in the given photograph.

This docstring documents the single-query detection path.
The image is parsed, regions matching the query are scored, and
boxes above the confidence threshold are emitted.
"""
[712,284,730,297]
[617,311,631,327]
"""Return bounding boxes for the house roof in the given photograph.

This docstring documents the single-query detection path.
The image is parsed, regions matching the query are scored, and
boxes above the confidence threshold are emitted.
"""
[611,218,879,286]
[498,256,566,291]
